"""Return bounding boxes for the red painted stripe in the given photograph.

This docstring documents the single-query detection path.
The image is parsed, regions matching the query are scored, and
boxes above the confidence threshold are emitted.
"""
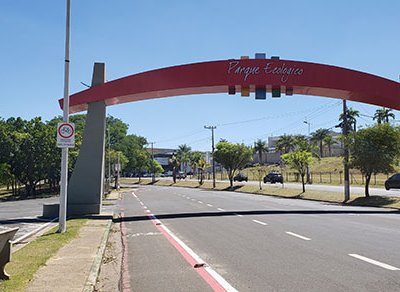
[141,210,225,291]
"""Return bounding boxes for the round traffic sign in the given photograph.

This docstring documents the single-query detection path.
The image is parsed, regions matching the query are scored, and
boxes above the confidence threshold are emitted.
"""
[58,123,74,139]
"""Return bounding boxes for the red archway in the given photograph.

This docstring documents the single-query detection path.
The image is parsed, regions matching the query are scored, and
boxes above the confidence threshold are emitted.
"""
[60,58,400,113]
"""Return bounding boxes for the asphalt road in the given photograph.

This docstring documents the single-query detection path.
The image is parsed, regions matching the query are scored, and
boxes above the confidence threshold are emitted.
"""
[120,185,400,291]
[0,197,59,242]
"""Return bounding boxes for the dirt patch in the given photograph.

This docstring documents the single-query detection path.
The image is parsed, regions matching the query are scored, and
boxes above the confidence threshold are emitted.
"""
[94,221,122,291]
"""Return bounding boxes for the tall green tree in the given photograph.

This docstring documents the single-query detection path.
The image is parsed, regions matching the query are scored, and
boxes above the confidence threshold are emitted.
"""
[176,144,191,175]
[323,135,335,157]
[339,107,359,132]
[275,134,295,154]
[310,128,329,157]
[254,139,268,164]
[350,124,400,197]
[169,153,180,183]
[189,151,203,176]
[373,107,395,124]
[213,141,253,187]
[281,150,312,193]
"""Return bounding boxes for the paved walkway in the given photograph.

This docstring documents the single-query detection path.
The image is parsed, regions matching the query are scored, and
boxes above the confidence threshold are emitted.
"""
[25,193,118,292]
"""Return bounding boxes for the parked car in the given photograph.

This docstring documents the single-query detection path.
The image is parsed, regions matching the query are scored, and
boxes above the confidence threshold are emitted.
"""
[177,171,186,179]
[233,173,248,182]
[384,173,400,190]
[263,172,283,184]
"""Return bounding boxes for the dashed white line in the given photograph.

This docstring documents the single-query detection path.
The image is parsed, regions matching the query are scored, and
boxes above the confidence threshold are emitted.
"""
[234,213,243,217]
[252,219,268,226]
[198,201,203,204]
[285,231,311,241]
[349,254,400,271]
[217,208,225,211]
[207,204,213,207]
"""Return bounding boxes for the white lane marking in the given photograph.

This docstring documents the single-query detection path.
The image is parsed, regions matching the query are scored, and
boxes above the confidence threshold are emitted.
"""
[207,204,213,207]
[191,199,196,201]
[143,206,148,209]
[198,201,203,204]
[146,210,151,213]
[234,213,243,217]
[157,220,238,291]
[252,219,268,226]
[217,208,225,211]
[285,231,311,241]
[349,254,400,271]
[139,202,144,206]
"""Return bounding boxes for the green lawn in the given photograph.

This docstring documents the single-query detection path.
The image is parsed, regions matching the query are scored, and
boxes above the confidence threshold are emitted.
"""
[0,219,87,292]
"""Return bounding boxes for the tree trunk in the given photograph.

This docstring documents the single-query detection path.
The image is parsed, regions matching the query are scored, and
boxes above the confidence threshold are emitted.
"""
[229,178,233,187]
[319,141,323,157]
[259,179,262,190]
[301,174,306,193]
[365,174,371,197]
[172,167,176,183]
[259,152,263,165]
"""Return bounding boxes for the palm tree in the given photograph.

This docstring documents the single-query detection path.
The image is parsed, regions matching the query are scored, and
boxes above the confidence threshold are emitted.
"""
[169,153,180,183]
[293,135,311,151]
[373,107,395,124]
[275,134,295,154]
[310,128,329,157]
[254,139,268,164]
[323,135,335,157]
[189,151,203,177]
[339,107,359,132]
[176,144,191,175]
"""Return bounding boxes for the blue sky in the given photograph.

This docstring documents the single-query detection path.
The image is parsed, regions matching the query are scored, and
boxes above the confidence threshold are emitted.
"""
[1,0,399,151]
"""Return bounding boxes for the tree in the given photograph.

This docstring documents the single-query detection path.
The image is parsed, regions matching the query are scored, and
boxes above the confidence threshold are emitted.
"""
[176,144,191,175]
[189,151,203,176]
[196,158,209,185]
[281,151,312,193]
[373,107,395,124]
[275,134,295,154]
[323,135,335,157]
[169,153,180,183]
[310,128,329,157]
[254,139,268,164]
[293,135,312,151]
[213,141,253,187]
[339,107,359,132]
[250,164,268,190]
[149,159,164,176]
[350,124,400,197]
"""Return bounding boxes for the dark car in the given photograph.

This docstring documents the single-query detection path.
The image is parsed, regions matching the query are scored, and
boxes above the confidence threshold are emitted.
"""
[263,172,283,184]
[233,173,248,182]
[384,173,400,190]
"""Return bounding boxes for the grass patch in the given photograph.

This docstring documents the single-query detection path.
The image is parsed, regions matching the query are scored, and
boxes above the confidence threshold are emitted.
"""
[121,177,400,210]
[0,219,87,292]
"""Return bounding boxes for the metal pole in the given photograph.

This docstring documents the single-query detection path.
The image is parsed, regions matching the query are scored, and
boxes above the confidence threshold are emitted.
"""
[204,125,216,188]
[58,0,71,233]
[343,99,350,201]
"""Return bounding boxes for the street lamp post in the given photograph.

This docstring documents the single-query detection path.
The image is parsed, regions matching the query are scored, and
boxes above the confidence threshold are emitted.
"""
[342,99,350,201]
[58,0,71,233]
[150,142,155,182]
[204,125,216,188]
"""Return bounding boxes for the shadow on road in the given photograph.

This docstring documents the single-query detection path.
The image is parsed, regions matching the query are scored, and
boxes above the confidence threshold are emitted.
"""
[114,208,400,223]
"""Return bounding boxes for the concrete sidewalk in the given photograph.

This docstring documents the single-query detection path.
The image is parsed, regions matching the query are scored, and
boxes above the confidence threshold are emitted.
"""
[25,193,118,292]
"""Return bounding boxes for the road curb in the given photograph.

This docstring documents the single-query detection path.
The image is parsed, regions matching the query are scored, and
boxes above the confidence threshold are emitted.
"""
[83,219,113,292]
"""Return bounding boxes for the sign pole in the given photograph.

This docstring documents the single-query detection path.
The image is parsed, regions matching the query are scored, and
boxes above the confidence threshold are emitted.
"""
[58,0,71,233]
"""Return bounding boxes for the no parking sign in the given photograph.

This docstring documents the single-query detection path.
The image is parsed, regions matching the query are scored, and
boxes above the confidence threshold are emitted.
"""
[57,122,75,148]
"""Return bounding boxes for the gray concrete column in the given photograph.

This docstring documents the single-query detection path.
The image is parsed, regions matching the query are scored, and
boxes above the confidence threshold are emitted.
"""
[67,63,106,216]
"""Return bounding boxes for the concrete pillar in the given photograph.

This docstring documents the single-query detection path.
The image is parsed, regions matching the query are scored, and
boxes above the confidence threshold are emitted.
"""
[67,63,106,216]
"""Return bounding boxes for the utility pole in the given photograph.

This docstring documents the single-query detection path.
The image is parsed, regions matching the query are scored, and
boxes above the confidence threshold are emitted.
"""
[204,125,216,188]
[150,142,155,182]
[115,152,120,190]
[58,0,71,233]
[303,118,311,135]
[342,99,350,201]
